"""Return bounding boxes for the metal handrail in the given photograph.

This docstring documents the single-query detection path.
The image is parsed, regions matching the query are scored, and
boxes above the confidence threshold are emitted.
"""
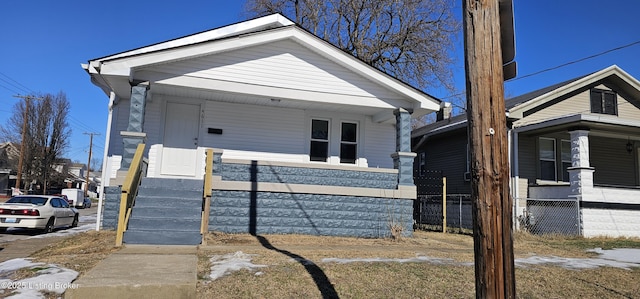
[200,149,214,243]
[115,143,146,247]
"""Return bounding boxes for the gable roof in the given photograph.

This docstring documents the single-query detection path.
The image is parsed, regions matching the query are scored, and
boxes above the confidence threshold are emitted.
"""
[412,65,640,141]
[83,14,440,119]
[92,14,295,62]
[507,65,640,118]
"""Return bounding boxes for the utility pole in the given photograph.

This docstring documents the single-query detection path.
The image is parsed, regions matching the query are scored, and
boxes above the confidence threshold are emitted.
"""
[13,95,38,192]
[463,0,516,298]
[84,132,100,198]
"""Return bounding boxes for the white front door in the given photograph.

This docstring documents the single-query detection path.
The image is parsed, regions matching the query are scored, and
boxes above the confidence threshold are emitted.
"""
[161,102,200,176]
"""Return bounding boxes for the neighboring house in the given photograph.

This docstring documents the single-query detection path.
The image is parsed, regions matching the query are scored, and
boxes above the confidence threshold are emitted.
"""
[68,163,86,178]
[83,14,440,239]
[0,142,19,197]
[413,65,640,238]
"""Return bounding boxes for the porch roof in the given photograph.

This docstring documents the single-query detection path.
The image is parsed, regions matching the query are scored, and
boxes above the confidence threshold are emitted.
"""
[512,113,640,139]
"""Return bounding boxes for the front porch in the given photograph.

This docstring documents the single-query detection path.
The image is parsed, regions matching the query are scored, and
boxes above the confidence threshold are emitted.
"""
[513,115,640,238]
[102,148,416,241]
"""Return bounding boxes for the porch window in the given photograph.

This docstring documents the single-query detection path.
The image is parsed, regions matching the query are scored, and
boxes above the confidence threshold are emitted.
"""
[340,122,358,164]
[539,138,556,181]
[418,152,427,175]
[561,140,571,182]
[310,119,329,162]
[590,88,617,115]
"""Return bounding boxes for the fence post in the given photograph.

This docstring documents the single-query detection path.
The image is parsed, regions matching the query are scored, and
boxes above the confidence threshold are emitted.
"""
[459,195,463,230]
[442,177,447,233]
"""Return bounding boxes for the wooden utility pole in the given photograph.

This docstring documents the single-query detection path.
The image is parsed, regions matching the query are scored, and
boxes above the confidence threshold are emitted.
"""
[463,0,516,298]
[13,95,35,191]
[84,132,100,197]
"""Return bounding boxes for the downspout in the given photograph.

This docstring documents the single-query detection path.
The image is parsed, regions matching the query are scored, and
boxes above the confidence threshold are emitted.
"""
[97,91,116,231]
[511,129,520,230]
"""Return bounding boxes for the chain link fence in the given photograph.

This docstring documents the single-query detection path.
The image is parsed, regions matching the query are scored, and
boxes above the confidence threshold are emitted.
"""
[519,198,581,236]
[415,194,473,233]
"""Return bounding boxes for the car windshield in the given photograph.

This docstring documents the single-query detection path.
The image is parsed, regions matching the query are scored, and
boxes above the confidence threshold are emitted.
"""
[6,196,47,206]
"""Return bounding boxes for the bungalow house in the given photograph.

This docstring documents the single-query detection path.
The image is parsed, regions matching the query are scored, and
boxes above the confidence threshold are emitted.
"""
[83,14,440,244]
[412,65,640,238]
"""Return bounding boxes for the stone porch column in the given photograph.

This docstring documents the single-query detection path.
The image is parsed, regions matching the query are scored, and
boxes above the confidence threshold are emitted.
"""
[391,108,416,187]
[121,83,149,169]
[567,129,594,200]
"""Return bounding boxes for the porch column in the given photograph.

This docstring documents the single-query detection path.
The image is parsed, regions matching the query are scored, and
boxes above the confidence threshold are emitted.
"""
[567,129,594,200]
[391,108,416,187]
[121,83,149,169]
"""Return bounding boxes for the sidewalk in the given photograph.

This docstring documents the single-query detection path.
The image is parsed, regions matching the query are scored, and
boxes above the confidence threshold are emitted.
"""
[65,245,198,299]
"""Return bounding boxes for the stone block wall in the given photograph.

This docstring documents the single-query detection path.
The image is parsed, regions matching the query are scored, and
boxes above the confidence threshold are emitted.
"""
[209,190,412,238]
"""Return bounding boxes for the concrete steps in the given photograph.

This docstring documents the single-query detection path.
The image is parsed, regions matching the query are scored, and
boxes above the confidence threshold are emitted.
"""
[123,178,203,245]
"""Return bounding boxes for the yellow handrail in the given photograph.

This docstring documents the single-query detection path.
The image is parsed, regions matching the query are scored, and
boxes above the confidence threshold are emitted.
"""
[201,149,213,239]
[115,143,146,247]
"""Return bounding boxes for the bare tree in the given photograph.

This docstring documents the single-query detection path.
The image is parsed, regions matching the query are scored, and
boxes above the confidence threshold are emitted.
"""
[244,0,460,93]
[0,92,71,193]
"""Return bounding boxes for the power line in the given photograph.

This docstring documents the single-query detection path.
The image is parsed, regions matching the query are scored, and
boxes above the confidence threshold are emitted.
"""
[0,72,36,94]
[511,39,640,82]
[439,39,640,101]
[0,71,101,134]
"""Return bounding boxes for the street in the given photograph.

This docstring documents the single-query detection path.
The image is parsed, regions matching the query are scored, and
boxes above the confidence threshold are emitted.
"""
[0,204,98,244]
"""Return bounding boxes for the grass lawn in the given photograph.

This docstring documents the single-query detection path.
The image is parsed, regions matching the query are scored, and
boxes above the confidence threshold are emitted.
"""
[26,230,640,299]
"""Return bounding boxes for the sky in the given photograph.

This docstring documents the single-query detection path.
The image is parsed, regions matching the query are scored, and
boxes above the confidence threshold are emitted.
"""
[0,0,639,167]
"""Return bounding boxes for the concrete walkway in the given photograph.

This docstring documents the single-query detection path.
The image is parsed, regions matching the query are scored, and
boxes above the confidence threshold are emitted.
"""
[66,245,198,299]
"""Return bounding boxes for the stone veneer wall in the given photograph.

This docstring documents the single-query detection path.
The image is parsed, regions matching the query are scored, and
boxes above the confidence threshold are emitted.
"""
[219,162,398,189]
[209,190,413,238]
[101,186,122,230]
[209,159,413,238]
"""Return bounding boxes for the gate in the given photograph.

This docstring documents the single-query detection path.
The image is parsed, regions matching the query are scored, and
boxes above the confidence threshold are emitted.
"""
[414,170,444,230]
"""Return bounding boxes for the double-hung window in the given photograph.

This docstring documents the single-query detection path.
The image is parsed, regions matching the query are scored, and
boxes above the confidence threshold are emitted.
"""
[539,138,572,182]
[539,138,556,181]
[309,119,359,164]
[340,122,358,164]
[590,88,617,115]
[310,119,329,162]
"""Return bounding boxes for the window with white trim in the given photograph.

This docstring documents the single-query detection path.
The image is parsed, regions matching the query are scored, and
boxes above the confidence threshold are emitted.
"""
[539,137,556,181]
[310,119,329,162]
[538,137,573,182]
[340,122,358,164]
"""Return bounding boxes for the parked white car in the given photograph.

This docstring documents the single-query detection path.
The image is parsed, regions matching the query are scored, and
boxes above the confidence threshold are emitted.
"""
[0,195,79,233]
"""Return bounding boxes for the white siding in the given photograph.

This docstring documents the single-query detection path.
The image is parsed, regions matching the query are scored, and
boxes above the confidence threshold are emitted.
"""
[143,97,163,148]
[364,117,395,168]
[151,40,400,100]
[109,93,397,169]
[108,99,131,156]
[200,100,306,155]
